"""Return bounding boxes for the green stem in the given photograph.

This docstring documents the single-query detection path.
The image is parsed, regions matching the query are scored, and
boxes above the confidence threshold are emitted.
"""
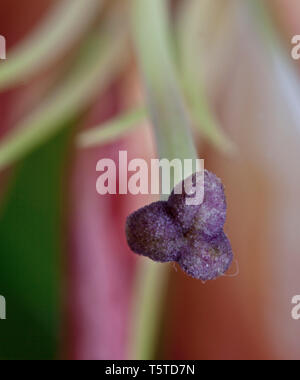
[0,26,128,171]
[176,0,234,154]
[77,107,147,148]
[129,0,198,360]
[0,0,103,90]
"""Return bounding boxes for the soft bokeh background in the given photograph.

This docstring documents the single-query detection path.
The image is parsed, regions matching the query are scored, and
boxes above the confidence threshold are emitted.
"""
[0,0,300,360]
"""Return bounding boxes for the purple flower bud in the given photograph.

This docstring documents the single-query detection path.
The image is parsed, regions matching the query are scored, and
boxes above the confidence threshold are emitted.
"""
[178,232,233,281]
[168,170,226,238]
[126,201,184,263]
[125,170,233,281]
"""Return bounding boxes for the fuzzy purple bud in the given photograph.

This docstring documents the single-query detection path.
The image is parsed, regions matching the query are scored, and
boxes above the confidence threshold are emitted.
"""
[178,232,233,281]
[125,170,233,281]
[168,170,226,238]
[126,201,184,263]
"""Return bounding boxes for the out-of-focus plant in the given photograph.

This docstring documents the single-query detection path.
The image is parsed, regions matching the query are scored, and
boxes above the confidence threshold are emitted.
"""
[0,0,224,359]
[1,0,300,360]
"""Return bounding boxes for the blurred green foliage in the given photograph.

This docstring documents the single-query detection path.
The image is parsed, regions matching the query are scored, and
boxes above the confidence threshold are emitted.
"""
[0,127,71,360]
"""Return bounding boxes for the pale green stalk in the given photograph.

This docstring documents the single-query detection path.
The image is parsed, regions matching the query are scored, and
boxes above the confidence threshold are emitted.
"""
[0,27,129,170]
[77,107,147,148]
[176,0,234,154]
[0,0,103,90]
[129,0,198,360]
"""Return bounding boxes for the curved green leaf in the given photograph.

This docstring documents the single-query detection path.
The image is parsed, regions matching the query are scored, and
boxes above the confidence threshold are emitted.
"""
[177,0,235,154]
[0,28,129,171]
[0,0,103,91]
[77,107,147,148]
